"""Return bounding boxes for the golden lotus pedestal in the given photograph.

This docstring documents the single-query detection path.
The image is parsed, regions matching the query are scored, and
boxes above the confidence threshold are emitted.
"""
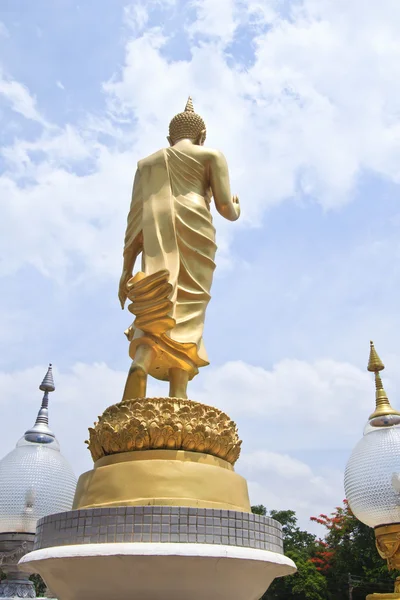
[20,397,296,600]
[74,396,250,512]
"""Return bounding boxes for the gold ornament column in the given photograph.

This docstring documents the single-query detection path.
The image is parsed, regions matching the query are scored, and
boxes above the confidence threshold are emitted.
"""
[365,524,400,599]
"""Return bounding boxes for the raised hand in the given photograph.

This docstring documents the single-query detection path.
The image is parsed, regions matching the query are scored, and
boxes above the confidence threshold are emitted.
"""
[118,270,131,309]
[232,195,241,219]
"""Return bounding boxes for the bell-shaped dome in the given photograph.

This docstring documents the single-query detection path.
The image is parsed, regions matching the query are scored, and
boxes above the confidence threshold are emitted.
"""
[0,365,77,534]
[345,342,400,528]
[345,419,400,528]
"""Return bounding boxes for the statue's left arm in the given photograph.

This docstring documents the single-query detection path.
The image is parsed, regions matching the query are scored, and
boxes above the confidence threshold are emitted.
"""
[119,168,143,309]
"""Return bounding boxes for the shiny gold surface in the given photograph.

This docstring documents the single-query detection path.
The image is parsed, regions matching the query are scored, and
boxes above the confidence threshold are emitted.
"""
[73,449,251,512]
[366,594,400,599]
[375,524,400,571]
[368,341,400,420]
[86,397,242,465]
[119,97,240,399]
[366,577,400,599]
[94,448,234,470]
[368,341,385,372]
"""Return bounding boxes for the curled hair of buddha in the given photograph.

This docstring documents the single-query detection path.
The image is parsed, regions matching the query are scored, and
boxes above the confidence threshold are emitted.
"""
[169,97,206,143]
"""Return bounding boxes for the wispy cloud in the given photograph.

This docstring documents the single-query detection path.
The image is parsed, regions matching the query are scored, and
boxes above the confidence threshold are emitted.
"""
[0,70,48,125]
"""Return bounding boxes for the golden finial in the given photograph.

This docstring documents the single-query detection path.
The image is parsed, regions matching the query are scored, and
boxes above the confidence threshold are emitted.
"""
[368,341,400,420]
[185,96,194,112]
[368,340,385,372]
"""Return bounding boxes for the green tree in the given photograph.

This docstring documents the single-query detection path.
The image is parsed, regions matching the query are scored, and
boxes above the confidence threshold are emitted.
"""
[251,505,327,600]
[251,505,267,516]
[270,509,316,554]
[311,500,397,599]
[30,574,46,596]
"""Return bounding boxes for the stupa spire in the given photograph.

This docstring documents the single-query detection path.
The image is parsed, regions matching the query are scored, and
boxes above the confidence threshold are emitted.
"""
[368,342,400,420]
[24,364,56,443]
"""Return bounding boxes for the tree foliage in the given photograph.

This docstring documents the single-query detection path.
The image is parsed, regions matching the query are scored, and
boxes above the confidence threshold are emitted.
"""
[252,501,398,599]
[252,506,327,600]
[311,500,396,598]
[30,574,46,597]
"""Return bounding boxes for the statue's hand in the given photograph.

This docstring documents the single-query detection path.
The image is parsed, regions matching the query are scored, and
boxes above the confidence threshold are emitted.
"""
[232,195,241,219]
[118,270,131,309]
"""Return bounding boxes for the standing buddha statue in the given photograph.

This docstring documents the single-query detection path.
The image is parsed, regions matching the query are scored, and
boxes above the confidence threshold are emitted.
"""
[118,97,240,400]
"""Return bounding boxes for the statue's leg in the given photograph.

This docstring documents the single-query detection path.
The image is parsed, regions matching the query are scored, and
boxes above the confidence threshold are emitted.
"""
[122,344,155,400]
[169,368,189,399]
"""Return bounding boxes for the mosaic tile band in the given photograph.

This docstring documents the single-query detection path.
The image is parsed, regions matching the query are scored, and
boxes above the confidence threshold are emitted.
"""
[34,506,283,553]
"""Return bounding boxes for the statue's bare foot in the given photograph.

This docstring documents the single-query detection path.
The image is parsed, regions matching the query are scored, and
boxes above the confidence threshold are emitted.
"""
[122,364,147,400]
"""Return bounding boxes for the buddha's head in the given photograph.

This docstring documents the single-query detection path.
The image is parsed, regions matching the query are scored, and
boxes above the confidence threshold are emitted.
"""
[168,97,206,146]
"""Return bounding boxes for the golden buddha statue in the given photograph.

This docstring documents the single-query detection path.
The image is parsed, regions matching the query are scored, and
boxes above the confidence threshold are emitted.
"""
[75,101,247,512]
[118,97,240,400]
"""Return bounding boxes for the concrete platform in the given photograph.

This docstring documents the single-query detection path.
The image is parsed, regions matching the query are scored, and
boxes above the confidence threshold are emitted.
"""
[20,542,296,600]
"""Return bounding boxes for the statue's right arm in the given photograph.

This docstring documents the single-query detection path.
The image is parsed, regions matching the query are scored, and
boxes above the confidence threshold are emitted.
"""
[209,151,240,221]
[119,169,143,308]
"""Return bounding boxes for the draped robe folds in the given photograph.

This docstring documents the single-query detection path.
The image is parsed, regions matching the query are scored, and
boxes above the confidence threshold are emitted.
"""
[123,147,217,381]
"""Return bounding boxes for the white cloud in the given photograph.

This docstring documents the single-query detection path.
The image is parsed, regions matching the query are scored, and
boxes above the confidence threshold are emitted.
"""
[124,3,149,34]
[194,358,372,441]
[1,0,400,278]
[2,125,92,172]
[242,450,344,532]
[241,450,314,480]
[0,70,47,125]
[187,0,238,45]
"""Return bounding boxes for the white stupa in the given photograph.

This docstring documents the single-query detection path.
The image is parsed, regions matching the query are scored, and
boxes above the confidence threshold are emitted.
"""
[0,364,77,534]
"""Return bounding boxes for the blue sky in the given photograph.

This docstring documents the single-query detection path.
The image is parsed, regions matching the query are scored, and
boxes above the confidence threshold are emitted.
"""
[1,0,400,531]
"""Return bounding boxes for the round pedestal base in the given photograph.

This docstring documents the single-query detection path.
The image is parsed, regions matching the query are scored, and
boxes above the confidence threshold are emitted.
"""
[20,542,296,600]
[73,450,251,512]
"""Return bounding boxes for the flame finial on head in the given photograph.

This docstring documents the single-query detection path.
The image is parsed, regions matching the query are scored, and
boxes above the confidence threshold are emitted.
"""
[185,96,194,112]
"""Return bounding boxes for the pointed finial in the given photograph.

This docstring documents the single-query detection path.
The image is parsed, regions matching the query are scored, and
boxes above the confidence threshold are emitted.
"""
[24,363,56,444]
[368,341,385,373]
[39,363,55,392]
[367,342,400,420]
[185,96,194,112]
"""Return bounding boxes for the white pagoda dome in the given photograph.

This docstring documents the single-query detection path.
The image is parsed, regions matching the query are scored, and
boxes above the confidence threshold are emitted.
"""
[0,365,77,534]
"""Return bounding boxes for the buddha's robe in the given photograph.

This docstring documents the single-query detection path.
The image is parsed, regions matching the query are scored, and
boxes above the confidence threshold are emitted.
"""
[123,147,217,381]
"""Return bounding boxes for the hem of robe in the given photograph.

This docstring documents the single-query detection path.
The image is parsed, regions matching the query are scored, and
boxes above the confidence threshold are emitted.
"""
[128,329,208,381]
